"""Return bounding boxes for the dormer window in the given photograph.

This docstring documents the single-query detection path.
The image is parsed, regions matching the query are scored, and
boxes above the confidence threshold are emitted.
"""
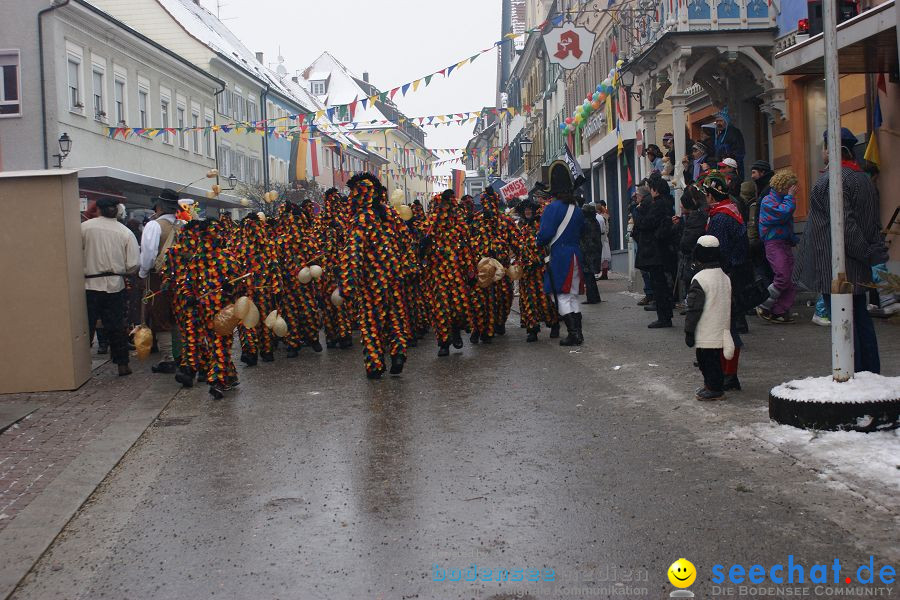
[311,80,326,95]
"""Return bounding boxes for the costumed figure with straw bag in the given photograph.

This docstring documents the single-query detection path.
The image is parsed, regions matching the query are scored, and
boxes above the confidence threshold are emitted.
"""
[316,189,354,350]
[536,161,586,346]
[468,188,519,344]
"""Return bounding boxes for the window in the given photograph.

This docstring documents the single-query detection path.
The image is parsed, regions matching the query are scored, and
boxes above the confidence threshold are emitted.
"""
[233,90,243,121]
[219,144,231,177]
[311,80,326,95]
[160,92,171,144]
[177,103,187,149]
[247,99,257,123]
[138,86,149,127]
[92,65,105,120]
[114,77,126,125]
[191,111,200,153]
[67,53,82,111]
[204,113,213,157]
[0,51,21,116]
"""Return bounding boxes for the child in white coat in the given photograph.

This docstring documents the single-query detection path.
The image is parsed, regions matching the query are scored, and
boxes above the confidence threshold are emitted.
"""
[684,235,735,401]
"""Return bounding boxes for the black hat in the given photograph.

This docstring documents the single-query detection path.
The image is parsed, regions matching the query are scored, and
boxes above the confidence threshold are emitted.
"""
[824,127,858,151]
[96,197,119,210]
[750,160,772,174]
[693,235,721,265]
[154,188,180,212]
[548,160,574,196]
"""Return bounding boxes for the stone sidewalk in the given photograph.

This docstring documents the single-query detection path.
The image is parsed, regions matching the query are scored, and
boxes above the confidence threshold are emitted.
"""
[0,356,180,599]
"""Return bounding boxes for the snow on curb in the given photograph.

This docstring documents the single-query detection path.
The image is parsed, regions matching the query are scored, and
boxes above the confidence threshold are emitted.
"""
[742,423,900,494]
[770,372,900,404]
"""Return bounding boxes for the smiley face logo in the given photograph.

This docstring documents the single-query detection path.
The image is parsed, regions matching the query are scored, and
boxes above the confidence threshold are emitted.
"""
[668,558,697,588]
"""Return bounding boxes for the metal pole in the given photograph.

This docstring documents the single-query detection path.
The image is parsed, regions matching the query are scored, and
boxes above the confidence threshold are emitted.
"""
[823,0,854,382]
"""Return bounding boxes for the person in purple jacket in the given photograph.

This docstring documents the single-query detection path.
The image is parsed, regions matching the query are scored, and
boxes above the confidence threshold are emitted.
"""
[756,170,799,324]
[537,161,585,346]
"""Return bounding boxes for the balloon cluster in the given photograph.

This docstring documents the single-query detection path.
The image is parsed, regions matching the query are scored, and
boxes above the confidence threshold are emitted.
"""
[559,60,625,135]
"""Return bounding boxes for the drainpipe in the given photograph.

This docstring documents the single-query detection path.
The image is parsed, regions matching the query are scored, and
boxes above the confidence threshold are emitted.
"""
[260,84,271,190]
[213,82,225,193]
[39,0,71,170]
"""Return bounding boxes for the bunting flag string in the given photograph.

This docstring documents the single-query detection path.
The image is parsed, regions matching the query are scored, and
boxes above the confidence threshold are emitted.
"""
[101,11,560,138]
[103,106,530,148]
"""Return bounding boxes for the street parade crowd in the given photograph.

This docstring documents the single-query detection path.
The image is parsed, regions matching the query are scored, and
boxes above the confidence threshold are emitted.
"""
[81,162,590,399]
[81,121,891,402]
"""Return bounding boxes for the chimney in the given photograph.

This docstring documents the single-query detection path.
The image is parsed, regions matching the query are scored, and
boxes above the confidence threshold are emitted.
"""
[291,76,298,83]
[255,52,264,64]
[363,72,369,83]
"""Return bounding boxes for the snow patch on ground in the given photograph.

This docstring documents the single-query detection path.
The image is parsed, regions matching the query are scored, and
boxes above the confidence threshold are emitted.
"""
[741,423,900,494]
[770,372,900,403]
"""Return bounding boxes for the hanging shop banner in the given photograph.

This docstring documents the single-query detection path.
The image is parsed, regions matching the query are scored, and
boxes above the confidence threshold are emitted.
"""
[543,25,596,70]
[499,178,528,201]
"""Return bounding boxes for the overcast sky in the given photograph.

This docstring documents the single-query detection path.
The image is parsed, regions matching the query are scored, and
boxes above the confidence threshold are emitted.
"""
[202,0,502,178]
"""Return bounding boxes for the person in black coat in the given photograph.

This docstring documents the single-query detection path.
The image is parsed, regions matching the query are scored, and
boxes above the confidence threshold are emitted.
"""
[672,186,709,308]
[633,177,676,328]
[580,203,604,304]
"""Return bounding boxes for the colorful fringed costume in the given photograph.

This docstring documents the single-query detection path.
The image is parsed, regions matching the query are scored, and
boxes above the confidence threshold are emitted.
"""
[316,189,354,349]
[336,174,409,379]
[468,189,518,343]
[275,202,323,356]
[421,189,473,355]
[235,214,283,364]
[165,220,209,386]
[517,199,559,341]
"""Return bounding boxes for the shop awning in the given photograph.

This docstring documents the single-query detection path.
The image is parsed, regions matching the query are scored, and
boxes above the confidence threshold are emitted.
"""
[775,0,898,75]
[77,166,243,209]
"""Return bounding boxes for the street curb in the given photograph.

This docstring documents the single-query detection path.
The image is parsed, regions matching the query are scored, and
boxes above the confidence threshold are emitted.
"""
[0,377,181,600]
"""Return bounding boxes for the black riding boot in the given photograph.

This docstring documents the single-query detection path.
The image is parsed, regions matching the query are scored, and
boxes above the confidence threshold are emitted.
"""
[559,314,579,346]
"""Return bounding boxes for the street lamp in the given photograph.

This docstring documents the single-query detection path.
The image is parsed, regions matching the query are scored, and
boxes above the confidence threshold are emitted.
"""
[222,173,238,190]
[52,132,72,168]
[519,135,533,155]
[618,70,644,110]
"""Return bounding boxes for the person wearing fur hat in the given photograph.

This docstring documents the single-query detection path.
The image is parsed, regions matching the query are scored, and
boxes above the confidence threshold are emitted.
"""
[685,236,735,402]
[703,171,750,391]
[536,161,585,346]
[139,188,181,374]
[336,173,410,378]
[421,189,474,356]
[469,189,518,343]
[516,199,560,342]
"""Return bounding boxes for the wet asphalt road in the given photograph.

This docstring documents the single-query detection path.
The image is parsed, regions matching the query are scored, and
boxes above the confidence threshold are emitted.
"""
[10,292,899,600]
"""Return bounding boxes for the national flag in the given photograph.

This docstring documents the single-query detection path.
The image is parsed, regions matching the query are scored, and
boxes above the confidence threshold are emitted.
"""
[864,74,884,167]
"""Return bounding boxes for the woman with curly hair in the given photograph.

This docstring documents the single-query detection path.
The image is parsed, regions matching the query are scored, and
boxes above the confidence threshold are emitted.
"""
[756,169,799,324]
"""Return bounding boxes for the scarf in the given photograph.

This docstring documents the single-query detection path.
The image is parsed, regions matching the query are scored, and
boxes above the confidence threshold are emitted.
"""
[708,200,744,225]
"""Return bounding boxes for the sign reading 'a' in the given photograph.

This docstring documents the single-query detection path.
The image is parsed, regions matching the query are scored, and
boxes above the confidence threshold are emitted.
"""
[543,25,596,70]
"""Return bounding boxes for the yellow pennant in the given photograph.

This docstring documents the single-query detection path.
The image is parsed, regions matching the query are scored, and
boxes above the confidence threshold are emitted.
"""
[413,79,422,92]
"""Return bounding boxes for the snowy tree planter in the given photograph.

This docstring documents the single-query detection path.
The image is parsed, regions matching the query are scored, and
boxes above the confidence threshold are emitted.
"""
[769,372,900,432]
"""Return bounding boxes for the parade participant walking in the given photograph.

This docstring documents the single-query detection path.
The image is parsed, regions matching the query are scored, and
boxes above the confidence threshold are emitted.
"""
[795,128,888,374]
[685,235,734,401]
[336,173,409,378]
[166,220,208,388]
[422,189,474,356]
[316,190,354,350]
[756,170,800,323]
[139,189,180,374]
[82,197,140,377]
[516,199,559,342]
[703,172,750,391]
[580,203,604,305]
[536,161,585,346]
[276,201,324,356]
[469,189,518,343]
[235,213,284,365]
